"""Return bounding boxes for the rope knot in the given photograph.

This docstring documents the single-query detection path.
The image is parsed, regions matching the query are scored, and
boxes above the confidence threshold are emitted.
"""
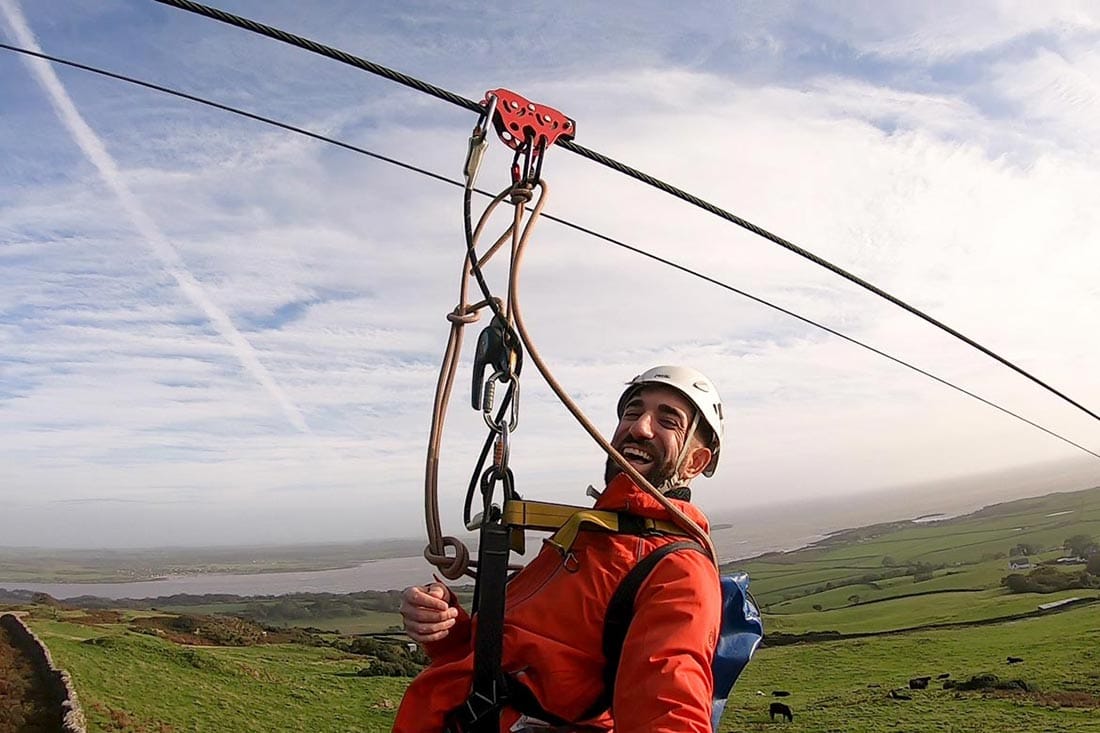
[447,307,480,325]
[509,186,533,204]
[424,536,470,580]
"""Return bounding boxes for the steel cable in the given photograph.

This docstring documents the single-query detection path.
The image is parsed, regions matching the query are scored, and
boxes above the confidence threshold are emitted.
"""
[149,0,1100,425]
[2,41,1096,461]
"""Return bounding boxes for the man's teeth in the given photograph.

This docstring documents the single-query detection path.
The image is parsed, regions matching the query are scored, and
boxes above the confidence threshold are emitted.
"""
[622,447,652,462]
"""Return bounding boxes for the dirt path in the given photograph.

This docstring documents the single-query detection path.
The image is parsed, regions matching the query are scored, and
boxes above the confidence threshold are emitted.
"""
[0,623,61,733]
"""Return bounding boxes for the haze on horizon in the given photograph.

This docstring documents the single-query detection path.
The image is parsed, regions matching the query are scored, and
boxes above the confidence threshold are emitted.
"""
[2,1,1100,549]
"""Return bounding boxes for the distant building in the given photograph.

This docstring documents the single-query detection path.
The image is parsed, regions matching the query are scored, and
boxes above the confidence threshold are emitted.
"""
[1055,557,1086,565]
[1008,560,1032,570]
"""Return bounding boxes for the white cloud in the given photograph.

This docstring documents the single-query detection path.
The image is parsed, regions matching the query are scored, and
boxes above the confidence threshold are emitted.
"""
[1,1,1098,549]
[835,0,1100,61]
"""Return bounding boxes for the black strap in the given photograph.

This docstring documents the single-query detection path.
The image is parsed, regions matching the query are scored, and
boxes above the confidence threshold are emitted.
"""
[579,540,706,721]
[616,512,647,535]
[462,521,512,732]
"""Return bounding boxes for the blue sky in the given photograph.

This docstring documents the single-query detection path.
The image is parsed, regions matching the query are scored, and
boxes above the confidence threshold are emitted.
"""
[2,0,1099,549]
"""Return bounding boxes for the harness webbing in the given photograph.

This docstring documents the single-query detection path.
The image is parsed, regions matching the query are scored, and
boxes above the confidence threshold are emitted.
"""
[460,522,513,732]
[500,499,689,555]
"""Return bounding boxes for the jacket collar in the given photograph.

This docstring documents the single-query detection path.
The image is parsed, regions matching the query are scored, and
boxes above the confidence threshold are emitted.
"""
[593,473,710,532]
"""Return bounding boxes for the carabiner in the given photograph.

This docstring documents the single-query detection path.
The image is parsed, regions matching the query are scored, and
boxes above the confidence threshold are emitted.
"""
[482,371,520,433]
[464,93,498,185]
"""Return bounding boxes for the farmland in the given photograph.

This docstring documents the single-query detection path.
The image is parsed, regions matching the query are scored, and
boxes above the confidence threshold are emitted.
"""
[2,484,1099,732]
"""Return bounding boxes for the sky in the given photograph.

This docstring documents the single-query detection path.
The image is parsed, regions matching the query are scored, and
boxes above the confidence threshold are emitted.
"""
[2,0,1099,549]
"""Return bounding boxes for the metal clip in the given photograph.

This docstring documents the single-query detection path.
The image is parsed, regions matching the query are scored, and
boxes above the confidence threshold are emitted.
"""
[482,371,520,433]
[465,502,504,531]
[464,94,498,185]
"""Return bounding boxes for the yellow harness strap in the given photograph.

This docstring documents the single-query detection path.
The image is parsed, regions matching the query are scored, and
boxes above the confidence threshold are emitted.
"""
[501,499,688,555]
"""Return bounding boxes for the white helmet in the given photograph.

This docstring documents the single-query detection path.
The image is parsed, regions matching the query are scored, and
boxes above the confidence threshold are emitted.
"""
[617,365,725,477]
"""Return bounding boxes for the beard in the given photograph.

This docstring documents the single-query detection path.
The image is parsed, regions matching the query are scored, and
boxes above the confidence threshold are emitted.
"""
[604,438,679,489]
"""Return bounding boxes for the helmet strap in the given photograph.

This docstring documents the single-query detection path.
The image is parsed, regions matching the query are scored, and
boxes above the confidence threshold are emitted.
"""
[662,410,701,493]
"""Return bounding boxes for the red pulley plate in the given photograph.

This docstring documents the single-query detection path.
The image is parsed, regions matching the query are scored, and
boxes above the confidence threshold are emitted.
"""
[483,88,575,154]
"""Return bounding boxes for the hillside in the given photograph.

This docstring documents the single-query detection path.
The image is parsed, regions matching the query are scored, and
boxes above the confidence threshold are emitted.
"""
[2,484,1098,731]
[730,484,1100,635]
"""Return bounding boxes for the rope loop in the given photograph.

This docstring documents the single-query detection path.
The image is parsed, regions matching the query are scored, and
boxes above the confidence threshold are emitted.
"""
[424,535,471,580]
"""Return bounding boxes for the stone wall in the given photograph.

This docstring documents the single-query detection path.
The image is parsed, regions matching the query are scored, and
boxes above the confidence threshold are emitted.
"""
[0,613,86,733]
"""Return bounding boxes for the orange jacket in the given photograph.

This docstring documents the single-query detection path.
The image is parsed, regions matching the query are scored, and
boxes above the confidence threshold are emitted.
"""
[393,474,721,732]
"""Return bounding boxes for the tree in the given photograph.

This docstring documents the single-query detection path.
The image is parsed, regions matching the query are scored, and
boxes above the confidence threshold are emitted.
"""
[1088,554,1100,576]
[1064,534,1094,558]
[847,594,861,606]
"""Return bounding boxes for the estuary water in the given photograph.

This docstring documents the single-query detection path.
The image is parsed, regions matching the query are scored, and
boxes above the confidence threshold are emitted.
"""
[0,555,437,600]
[6,458,1096,601]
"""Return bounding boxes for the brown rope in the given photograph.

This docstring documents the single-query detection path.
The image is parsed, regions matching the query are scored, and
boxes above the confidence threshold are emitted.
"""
[505,182,720,569]
[423,184,523,579]
[423,178,719,579]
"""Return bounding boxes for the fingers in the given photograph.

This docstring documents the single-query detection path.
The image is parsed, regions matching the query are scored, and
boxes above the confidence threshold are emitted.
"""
[400,583,459,644]
[403,610,456,643]
[404,614,456,643]
[402,583,452,612]
[402,604,458,624]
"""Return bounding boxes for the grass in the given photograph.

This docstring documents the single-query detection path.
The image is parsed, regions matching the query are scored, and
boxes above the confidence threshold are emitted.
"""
[25,600,1100,732]
[7,485,1100,731]
[721,604,1100,732]
[766,590,1099,635]
[734,487,1100,613]
[163,602,403,636]
[28,616,406,733]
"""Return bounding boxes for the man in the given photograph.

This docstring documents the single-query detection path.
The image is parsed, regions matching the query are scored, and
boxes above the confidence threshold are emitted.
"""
[393,366,725,732]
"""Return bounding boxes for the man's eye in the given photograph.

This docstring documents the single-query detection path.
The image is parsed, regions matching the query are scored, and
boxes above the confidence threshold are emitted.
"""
[660,418,681,429]
[623,410,642,419]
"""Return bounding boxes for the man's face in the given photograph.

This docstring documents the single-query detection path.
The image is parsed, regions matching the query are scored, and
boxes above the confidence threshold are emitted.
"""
[604,385,697,487]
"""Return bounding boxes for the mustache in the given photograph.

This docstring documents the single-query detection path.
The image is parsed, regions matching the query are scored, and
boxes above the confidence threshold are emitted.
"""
[615,437,659,455]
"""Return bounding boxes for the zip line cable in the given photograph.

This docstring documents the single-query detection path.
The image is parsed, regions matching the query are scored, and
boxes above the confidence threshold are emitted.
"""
[2,41,1098,462]
[148,0,1100,426]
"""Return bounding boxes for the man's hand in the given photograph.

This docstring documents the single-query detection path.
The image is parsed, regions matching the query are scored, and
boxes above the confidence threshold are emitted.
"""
[401,583,459,643]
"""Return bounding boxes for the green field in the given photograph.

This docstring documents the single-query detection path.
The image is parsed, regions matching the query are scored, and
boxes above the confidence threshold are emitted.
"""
[19,600,1100,732]
[5,485,1100,732]
[727,604,1100,732]
[733,486,1100,619]
[24,615,407,733]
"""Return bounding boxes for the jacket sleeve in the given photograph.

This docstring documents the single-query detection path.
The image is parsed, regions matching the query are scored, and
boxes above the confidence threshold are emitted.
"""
[611,549,721,733]
[421,583,473,663]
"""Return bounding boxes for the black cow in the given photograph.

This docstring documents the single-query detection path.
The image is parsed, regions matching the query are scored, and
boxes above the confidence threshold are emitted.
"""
[1007,656,1024,664]
[771,690,790,697]
[889,689,912,700]
[769,702,794,722]
[908,676,931,689]
[936,673,951,679]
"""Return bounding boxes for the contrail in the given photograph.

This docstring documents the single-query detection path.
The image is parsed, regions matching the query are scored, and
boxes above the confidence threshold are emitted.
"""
[1,0,311,434]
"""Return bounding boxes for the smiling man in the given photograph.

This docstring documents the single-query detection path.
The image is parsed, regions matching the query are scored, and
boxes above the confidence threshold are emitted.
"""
[393,366,725,733]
